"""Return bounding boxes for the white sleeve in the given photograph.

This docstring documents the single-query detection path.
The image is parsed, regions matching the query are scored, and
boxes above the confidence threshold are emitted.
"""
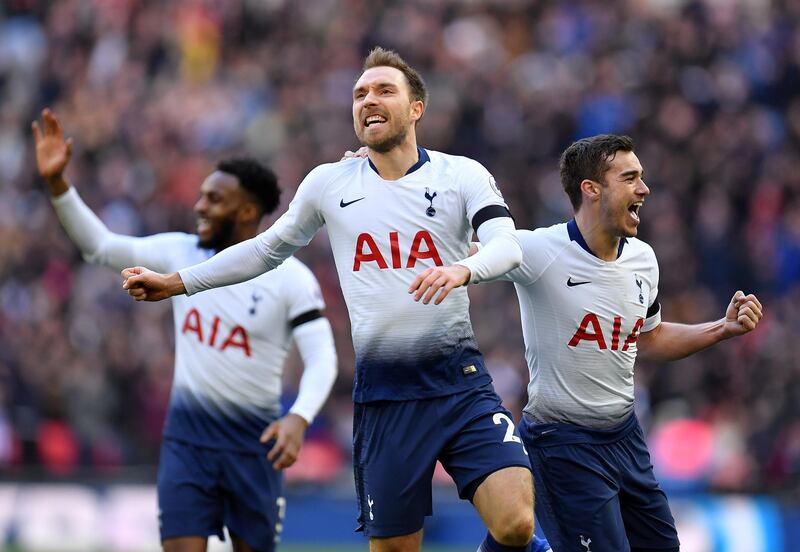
[288,318,337,424]
[472,229,560,285]
[179,168,328,295]
[454,217,521,283]
[51,187,177,272]
[642,250,662,332]
[458,158,509,221]
[284,261,326,319]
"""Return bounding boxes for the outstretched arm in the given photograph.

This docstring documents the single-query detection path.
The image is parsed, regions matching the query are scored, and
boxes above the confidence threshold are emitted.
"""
[121,229,301,301]
[34,109,173,272]
[638,291,763,361]
[122,161,328,301]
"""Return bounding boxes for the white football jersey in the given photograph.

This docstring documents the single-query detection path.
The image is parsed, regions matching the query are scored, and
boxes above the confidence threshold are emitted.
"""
[115,232,325,451]
[500,221,661,428]
[268,148,509,402]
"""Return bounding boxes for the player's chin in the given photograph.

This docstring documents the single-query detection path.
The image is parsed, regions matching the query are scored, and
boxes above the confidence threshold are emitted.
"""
[197,233,217,249]
[619,220,639,238]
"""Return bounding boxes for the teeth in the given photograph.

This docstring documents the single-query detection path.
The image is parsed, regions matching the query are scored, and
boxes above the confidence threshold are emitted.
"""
[365,115,386,126]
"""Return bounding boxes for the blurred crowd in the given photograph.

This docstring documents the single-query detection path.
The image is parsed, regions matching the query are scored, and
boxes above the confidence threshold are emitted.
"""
[1,0,800,495]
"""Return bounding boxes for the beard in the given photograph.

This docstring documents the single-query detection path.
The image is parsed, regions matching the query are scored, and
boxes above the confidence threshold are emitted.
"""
[362,125,408,153]
[197,217,236,251]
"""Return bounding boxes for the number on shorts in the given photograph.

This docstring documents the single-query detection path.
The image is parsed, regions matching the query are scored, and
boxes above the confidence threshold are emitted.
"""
[274,496,286,542]
[493,413,527,455]
[492,412,521,444]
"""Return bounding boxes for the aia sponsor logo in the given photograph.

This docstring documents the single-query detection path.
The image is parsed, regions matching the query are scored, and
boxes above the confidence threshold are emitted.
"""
[353,230,443,271]
[568,313,644,351]
[181,308,251,357]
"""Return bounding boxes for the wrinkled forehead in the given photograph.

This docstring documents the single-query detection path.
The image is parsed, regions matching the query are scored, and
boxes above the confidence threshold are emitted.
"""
[353,66,409,94]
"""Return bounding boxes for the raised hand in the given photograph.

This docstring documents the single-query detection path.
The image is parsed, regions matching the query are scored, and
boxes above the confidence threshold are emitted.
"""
[724,290,763,337]
[32,108,73,181]
[260,413,309,469]
[121,266,186,302]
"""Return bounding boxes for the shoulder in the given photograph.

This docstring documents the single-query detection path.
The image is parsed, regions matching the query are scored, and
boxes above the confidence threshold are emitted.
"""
[148,232,203,252]
[306,159,361,182]
[624,236,658,263]
[519,222,569,249]
[432,150,490,175]
[297,160,364,201]
[275,256,316,279]
[269,257,320,289]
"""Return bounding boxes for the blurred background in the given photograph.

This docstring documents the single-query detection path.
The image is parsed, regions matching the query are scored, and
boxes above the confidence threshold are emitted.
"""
[1,0,799,550]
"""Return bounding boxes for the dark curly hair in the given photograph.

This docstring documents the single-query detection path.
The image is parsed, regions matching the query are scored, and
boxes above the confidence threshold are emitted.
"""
[559,135,635,211]
[216,158,281,216]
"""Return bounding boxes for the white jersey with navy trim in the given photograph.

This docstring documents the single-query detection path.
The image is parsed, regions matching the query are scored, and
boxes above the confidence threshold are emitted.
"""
[260,148,509,402]
[131,235,325,451]
[50,188,332,452]
[500,221,661,429]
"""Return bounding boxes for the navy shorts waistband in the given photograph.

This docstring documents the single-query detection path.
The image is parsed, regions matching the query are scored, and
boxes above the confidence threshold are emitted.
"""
[520,412,639,447]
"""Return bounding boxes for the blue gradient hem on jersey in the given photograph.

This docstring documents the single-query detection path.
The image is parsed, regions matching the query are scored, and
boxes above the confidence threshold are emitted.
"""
[352,347,490,403]
[163,389,281,453]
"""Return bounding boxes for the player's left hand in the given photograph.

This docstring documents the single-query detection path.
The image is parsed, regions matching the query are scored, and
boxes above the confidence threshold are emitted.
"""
[260,413,309,469]
[408,264,471,305]
[723,290,763,337]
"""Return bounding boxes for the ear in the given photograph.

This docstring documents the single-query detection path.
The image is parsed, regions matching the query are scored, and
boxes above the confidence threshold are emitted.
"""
[580,179,602,204]
[410,100,424,123]
[237,202,260,225]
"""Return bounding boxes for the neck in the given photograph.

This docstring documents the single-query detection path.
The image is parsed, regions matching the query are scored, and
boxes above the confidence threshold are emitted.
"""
[215,225,259,253]
[574,210,620,262]
[367,137,419,180]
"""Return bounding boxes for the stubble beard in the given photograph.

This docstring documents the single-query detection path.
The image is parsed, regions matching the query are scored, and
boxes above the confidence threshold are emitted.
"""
[197,217,236,251]
[362,125,408,154]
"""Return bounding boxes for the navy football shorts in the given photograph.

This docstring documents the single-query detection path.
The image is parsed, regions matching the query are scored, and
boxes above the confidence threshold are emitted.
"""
[157,438,284,552]
[520,413,680,552]
[353,383,532,537]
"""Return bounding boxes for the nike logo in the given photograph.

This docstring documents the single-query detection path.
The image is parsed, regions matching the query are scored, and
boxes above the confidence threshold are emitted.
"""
[567,277,591,287]
[340,197,365,208]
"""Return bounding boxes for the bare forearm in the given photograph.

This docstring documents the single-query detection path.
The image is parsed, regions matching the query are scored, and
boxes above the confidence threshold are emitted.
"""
[45,174,70,196]
[638,320,728,361]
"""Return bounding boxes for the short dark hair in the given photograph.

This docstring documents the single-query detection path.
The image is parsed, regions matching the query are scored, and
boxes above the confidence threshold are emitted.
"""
[361,46,428,106]
[216,158,281,216]
[559,134,635,210]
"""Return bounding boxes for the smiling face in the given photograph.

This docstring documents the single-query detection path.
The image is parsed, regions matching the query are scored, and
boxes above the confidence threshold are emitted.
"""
[194,171,250,250]
[596,150,650,237]
[352,66,423,153]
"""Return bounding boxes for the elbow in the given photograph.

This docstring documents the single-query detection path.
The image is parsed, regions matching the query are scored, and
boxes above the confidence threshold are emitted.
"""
[508,241,522,270]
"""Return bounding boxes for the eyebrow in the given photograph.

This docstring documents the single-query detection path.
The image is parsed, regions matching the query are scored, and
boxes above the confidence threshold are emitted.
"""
[353,82,400,95]
[619,169,643,178]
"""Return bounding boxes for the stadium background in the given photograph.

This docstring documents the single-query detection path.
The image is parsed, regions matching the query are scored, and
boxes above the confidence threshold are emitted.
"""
[1,0,799,550]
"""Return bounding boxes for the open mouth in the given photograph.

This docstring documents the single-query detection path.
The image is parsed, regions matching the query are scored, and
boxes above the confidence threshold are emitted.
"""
[364,114,387,128]
[628,202,642,223]
[197,218,213,233]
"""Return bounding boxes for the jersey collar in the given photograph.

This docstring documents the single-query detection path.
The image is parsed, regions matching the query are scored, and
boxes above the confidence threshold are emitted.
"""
[567,219,627,259]
[367,147,430,176]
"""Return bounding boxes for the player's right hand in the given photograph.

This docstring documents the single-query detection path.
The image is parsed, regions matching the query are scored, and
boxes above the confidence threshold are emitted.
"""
[32,108,73,180]
[121,267,186,302]
[260,413,309,470]
[340,146,368,161]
